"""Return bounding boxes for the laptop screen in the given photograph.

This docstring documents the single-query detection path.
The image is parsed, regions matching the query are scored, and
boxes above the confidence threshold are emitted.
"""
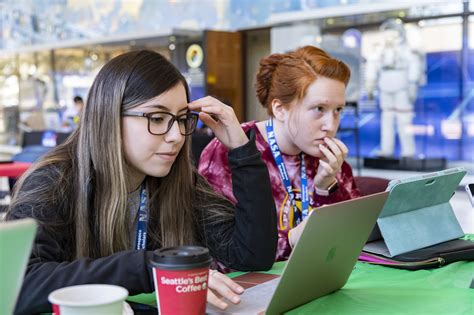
[0,218,37,315]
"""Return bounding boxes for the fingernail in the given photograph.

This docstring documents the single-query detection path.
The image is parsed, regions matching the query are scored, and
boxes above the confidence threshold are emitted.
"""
[232,296,241,303]
[220,302,228,309]
[236,286,244,293]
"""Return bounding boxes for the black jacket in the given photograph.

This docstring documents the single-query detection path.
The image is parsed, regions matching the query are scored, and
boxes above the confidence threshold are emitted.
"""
[7,134,277,314]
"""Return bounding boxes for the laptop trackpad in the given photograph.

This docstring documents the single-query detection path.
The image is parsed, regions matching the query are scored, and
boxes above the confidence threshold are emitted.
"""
[206,274,280,314]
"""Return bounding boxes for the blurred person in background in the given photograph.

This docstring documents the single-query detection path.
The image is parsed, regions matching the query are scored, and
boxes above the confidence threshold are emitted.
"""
[62,95,84,130]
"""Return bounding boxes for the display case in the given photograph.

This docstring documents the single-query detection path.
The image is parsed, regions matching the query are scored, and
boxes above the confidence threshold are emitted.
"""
[336,14,473,165]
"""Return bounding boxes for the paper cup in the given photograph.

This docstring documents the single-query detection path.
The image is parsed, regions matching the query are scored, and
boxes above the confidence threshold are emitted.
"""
[48,284,128,315]
[151,246,212,315]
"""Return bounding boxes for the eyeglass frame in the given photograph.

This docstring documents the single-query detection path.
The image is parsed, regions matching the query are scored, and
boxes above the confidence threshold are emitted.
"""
[121,110,199,136]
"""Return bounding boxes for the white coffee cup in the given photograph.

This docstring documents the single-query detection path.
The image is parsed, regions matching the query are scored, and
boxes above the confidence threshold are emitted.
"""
[48,284,129,315]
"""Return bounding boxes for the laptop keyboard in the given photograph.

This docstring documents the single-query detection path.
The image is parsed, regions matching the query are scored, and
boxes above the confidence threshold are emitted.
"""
[206,278,280,314]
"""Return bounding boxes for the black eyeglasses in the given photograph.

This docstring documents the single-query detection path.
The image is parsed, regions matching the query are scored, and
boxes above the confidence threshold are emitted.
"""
[121,111,199,136]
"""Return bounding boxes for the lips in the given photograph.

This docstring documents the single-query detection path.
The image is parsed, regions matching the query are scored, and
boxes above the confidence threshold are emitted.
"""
[155,152,179,161]
[158,152,178,156]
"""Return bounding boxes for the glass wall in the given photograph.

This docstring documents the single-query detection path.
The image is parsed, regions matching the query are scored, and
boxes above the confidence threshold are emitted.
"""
[349,17,469,161]
[0,42,171,144]
[0,0,472,163]
[323,4,474,163]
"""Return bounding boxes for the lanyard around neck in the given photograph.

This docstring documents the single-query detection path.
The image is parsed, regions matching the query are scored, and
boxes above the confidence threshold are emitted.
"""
[135,182,148,250]
[265,119,309,227]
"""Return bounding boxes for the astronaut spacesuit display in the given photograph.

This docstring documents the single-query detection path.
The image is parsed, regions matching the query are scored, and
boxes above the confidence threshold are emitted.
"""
[366,19,424,158]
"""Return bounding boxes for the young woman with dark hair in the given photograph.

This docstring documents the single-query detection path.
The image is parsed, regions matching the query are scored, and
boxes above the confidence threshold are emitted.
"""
[7,50,277,314]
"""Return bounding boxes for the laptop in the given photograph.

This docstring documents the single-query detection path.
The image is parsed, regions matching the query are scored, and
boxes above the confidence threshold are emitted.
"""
[0,218,37,315]
[207,191,389,315]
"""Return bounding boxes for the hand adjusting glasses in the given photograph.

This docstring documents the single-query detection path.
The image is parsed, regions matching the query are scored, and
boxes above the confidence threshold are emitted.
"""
[122,111,199,136]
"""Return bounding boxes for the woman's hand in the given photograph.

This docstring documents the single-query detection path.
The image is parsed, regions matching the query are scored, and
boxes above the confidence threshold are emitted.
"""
[314,137,348,189]
[288,205,326,247]
[288,216,308,248]
[207,270,245,309]
[188,96,249,150]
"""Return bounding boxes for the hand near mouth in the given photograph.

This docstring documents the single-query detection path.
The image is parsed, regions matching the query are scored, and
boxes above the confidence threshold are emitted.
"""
[314,137,348,190]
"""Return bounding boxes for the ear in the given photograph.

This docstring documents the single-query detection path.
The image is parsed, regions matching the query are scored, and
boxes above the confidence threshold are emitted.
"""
[271,99,287,122]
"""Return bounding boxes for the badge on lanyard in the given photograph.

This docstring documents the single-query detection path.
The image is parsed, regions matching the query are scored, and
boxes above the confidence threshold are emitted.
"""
[266,119,309,227]
[135,182,148,250]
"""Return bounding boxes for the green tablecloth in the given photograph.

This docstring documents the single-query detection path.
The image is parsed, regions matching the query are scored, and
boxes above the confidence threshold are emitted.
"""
[129,235,474,314]
[129,260,473,314]
[287,260,473,314]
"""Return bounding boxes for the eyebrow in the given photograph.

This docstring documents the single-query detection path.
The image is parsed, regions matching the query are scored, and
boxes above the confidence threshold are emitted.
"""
[142,104,188,113]
[309,103,346,108]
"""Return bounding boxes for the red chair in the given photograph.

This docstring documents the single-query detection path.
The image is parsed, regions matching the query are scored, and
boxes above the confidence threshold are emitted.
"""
[354,176,390,196]
[0,162,32,179]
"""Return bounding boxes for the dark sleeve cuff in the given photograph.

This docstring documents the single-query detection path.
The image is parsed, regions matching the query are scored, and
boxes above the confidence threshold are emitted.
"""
[227,129,260,165]
[145,250,155,287]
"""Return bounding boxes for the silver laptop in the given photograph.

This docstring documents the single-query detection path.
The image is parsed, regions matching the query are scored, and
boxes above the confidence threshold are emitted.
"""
[0,218,37,315]
[207,192,389,315]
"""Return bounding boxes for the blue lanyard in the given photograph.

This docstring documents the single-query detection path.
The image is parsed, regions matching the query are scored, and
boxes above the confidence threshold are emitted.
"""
[266,119,309,226]
[135,182,148,250]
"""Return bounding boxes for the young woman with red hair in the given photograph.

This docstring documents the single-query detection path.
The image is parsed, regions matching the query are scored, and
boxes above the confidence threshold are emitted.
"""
[199,46,361,262]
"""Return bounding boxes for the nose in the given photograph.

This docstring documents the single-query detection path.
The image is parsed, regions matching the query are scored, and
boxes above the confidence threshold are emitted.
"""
[321,112,338,133]
[164,119,183,143]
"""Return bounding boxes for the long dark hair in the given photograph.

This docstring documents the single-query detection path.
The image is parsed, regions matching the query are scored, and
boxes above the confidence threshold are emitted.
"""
[8,50,233,259]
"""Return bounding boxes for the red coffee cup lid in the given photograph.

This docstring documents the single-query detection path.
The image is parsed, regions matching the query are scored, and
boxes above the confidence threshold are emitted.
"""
[151,246,212,270]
